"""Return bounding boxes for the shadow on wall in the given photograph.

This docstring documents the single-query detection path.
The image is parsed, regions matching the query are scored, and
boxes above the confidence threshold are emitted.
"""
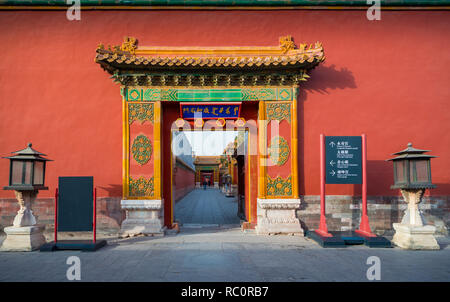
[98,184,122,197]
[303,64,357,95]
[297,63,357,195]
[96,184,125,230]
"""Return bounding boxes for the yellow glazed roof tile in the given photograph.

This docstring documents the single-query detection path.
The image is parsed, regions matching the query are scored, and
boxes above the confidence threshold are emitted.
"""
[95,36,325,73]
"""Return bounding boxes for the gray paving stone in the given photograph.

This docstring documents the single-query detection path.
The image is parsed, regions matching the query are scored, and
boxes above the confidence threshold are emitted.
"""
[175,188,240,225]
[1,207,449,282]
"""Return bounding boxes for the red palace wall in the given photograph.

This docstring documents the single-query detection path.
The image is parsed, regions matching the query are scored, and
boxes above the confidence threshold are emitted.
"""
[173,162,195,202]
[0,10,449,233]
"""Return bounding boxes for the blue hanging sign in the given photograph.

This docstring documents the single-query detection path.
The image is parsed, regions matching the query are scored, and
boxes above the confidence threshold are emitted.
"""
[180,103,241,119]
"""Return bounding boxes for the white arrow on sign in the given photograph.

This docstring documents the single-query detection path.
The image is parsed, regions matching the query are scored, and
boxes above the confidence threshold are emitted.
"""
[329,170,336,176]
[329,160,335,167]
[329,142,336,147]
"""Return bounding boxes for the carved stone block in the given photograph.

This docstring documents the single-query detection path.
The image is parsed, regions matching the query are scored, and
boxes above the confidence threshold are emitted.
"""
[120,199,165,236]
[255,198,303,235]
[0,225,46,252]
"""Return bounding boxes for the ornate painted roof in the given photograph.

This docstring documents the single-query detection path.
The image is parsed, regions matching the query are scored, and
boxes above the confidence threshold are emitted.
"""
[95,36,324,86]
[96,36,324,72]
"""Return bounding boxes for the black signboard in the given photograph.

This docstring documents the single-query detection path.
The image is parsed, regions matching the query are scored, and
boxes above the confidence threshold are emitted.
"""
[58,176,93,231]
[325,136,362,184]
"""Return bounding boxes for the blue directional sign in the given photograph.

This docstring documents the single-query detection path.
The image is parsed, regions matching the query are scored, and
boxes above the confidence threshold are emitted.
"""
[325,136,362,184]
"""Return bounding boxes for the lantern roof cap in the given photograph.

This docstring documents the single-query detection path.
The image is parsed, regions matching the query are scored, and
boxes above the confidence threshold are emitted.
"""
[387,143,437,161]
[393,142,430,155]
[2,143,52,161]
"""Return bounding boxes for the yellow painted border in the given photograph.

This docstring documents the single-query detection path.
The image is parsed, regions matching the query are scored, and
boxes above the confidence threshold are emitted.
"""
[258,101,266,199]
[291,88,299,198]
[122,97,129,198]
[264,98,297,200]
[247,128,253,223]
[154,101,162,200]
[124,100,160,200]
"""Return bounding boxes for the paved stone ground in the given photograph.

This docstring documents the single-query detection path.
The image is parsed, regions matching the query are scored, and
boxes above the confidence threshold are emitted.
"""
[0,190,449,282]
[0,225,449,282]
[175,188,240,225]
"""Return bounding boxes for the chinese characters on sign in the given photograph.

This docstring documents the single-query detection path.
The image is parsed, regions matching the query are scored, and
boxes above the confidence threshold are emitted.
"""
[325,136,362,184]
[180,103,241,119]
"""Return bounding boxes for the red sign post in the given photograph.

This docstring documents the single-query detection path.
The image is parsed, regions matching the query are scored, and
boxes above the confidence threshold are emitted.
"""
[308,134,390,247]
[316,134,332,237]
[355,134,376,237]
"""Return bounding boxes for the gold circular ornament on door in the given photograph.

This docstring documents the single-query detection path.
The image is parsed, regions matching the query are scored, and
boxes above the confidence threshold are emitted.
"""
[268,136,290,166]
[132,134,152,165]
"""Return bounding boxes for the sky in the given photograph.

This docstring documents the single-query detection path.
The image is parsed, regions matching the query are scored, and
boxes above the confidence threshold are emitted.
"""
[183,131,238,156]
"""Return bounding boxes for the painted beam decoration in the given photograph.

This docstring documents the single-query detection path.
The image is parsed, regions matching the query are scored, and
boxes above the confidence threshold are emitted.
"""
[125,87,296,102]
[181,103,241,119]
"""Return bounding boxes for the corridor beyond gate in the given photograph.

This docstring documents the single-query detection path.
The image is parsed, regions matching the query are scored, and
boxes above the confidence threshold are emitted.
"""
[174,188,240,226]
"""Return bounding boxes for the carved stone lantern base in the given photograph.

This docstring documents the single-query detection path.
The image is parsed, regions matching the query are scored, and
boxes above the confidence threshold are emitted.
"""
[392,223,439,250]
[0,225,46,252]
[0,190,46,252]
[391,189,439,250]
[255,198,304,235]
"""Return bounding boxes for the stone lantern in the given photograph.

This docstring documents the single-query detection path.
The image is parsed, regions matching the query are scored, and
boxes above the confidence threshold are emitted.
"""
[1,143,52,251]
[387,143,439,250]
[224,174,234,197]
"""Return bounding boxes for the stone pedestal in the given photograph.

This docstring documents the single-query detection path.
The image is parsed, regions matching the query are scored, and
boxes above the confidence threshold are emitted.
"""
[255,198,303,235]
[0,190,46,251]
[225,185,235,197]
[120,199,165,236]
[12,190,38,227]
[214,182,219,188]
[225,190,234,197]
[0,225,46,251]
[195,182,200,188]
[392,223,439,250]
[392,189,439,250]
[231,184,238,195]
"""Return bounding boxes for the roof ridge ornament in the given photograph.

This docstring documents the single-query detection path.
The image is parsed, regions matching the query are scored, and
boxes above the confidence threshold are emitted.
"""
[279,35,296,53]
[120,36,138,54]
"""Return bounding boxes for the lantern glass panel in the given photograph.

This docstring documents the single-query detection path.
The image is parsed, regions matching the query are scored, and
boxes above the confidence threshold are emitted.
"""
[412,160,429,183]
[33,161,44,185]
[395,161,406,183]
[24,161,33,185]
[11,160,23,185]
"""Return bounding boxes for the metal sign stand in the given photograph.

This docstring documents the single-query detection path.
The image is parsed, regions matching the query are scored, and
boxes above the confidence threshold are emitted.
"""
[355,134,375,237]
[41,178,106,252]
[307,134,391,248]
[316,134,332,237]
